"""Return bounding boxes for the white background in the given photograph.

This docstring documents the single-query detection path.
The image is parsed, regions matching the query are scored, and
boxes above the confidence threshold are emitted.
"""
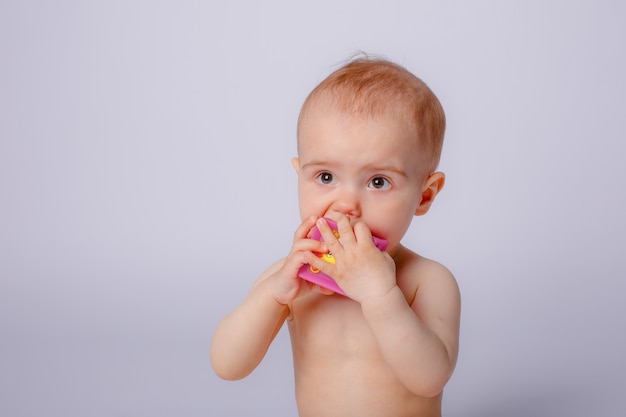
[1,1,625,416]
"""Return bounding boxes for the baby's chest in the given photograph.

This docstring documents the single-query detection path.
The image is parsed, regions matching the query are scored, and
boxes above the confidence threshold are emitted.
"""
[289,295,380,357]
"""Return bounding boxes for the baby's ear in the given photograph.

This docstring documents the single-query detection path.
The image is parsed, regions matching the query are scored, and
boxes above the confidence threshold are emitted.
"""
[291,157,301,174]
[415,172,445,216]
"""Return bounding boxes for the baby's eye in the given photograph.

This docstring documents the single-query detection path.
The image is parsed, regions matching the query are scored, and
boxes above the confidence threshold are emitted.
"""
[369,176,391,190]
[316,172,336,185]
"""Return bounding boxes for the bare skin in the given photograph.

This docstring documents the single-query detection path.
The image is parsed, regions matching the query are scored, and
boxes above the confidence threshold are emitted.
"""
[290,241,458,417]
[211,105,461,416]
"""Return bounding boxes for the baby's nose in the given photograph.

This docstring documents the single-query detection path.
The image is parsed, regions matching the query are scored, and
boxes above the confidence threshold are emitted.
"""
[330,190,361,218]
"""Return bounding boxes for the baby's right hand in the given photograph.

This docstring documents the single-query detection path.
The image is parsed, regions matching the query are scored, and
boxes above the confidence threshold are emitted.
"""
[268,215,328,305]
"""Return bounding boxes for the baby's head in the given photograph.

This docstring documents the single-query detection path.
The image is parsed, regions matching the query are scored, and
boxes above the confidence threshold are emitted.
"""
[297,57,446,178]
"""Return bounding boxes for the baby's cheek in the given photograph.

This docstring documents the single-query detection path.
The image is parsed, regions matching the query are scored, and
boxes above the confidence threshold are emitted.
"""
[299,200,329,221]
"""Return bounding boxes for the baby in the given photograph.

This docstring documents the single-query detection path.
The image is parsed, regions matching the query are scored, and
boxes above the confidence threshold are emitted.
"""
[210,57,461,417]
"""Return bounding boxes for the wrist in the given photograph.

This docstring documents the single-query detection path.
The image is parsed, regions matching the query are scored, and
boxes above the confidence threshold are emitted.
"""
[360,285,409,322]
[264,271,298,306]
[252,275,291,309]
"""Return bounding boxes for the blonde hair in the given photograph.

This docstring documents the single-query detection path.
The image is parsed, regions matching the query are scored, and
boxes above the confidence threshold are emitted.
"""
[298,56,446,174]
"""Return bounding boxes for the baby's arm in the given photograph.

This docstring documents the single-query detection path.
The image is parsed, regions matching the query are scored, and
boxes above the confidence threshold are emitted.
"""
[210,216,326,380]
[361,260,460,398]
[310,217,460,397]
[210,262,290,380]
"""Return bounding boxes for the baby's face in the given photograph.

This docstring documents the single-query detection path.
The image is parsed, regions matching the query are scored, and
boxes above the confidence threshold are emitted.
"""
[294,106,428,253]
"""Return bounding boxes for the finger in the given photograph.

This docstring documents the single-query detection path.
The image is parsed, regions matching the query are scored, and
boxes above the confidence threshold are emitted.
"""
[291,237,327,255]
[353,221,374,245]
[304,251,335,276]
[283,242,325,275]
[316,218,342,251]
[318,286,335,296]
[294,215,319,241]
[335,215,356,246]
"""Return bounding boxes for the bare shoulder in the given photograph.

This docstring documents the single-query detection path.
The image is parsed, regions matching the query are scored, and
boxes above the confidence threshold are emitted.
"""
[395,246,457,299]
[396,245,461,360]
[251,257,285,289]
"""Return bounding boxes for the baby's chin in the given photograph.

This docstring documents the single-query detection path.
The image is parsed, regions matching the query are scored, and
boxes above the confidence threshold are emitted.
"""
[317,286,336,296]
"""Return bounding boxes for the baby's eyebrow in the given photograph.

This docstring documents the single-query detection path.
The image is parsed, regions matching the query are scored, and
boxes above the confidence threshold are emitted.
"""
[366,165,408,178]
[301,161,408,178]
[300,161,333,170]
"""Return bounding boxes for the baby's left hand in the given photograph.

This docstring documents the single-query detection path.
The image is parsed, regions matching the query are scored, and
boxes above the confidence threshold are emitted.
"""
[305,216,397,303]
